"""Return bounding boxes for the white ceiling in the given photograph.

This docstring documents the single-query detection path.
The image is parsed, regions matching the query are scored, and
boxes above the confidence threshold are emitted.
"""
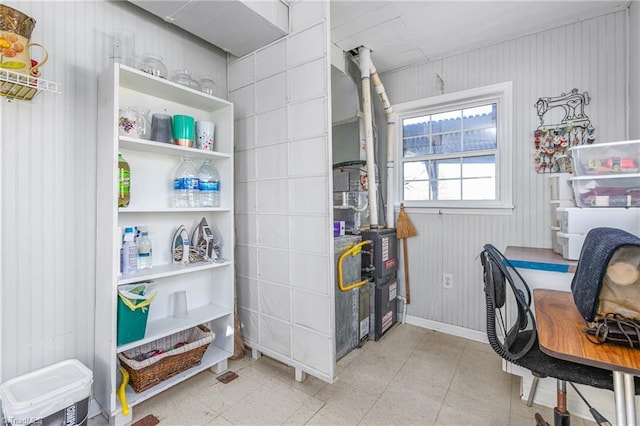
[330,0,630,73]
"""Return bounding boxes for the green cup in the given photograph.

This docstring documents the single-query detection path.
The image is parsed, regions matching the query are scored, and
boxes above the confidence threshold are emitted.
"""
[172,115,195,147]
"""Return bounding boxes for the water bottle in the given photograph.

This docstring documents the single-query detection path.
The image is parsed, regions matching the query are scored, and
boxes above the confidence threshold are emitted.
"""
[137,229,153,269]
[198,160,220,207]
[118,153,130,207]
[122,227,138,275]
[173,157,199,208]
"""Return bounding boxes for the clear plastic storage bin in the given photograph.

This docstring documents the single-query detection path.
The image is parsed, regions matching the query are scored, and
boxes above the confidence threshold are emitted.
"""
[569,173,640,207]
[568,140,640,176]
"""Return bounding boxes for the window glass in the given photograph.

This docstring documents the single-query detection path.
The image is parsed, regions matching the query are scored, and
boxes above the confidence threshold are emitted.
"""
[397,82,512,209]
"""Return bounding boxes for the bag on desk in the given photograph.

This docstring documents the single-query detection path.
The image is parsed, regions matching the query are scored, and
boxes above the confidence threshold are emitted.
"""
[584,312,640,348]
[571,227,640,322]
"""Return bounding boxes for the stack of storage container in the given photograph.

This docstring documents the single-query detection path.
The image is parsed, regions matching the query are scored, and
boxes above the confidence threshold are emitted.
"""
[548,173,576,255]
[556,140,640,260]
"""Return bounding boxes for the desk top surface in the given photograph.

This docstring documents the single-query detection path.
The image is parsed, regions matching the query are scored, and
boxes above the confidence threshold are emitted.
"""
[506,246,577,273]
[534,288,640,375]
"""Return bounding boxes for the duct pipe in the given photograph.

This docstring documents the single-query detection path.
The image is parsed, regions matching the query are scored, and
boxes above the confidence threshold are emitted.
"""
[358,47,379,229]
[370,65,395,227]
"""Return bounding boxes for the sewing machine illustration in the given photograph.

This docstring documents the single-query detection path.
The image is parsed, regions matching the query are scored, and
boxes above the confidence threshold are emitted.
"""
[534,88,591,128]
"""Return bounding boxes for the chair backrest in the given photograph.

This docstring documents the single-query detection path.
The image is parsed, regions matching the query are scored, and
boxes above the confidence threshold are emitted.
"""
[481,244,538,363]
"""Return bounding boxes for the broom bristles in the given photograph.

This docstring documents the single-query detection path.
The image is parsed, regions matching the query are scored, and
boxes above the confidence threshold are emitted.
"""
[396,203,417,239]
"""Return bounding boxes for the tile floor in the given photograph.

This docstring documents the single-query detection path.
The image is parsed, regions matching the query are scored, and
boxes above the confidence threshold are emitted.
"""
[90,324,598,425]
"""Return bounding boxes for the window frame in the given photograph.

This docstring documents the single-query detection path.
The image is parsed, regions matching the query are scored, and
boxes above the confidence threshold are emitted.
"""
[394,82,514,211]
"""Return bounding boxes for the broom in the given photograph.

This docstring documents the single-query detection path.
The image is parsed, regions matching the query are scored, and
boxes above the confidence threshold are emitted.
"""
[231,228,246,360]
[230,287,246,360]
[396,203,417,304]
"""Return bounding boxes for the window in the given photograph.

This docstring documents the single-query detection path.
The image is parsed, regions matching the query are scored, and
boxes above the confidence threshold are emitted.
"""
[396,82,513,210]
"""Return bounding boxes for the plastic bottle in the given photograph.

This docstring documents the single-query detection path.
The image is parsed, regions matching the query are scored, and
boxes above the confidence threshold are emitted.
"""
[173,157,199,208]
[118,153,130,207]
[198,160,220,207]
[137,229,153,269]
[122,227,138,275]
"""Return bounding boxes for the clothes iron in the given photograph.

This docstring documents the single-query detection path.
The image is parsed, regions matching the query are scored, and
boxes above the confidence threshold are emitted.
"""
[191,217,215,262]
[172,225,190,265]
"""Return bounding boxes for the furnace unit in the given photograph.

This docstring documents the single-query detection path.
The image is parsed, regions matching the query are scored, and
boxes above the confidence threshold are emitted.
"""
[361,228,398,340]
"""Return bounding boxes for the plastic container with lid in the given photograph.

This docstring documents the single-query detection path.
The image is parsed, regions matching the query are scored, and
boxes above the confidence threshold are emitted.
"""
[569,173,640,207]
[139,54,168,79]
[0,359,93,426]
[171,70,200,91]
[568,140,640,176]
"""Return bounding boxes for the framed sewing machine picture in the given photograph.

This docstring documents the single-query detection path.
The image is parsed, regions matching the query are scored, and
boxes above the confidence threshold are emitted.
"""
[533,88,596,173]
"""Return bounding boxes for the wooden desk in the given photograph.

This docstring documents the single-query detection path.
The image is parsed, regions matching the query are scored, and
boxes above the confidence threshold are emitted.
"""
[534,289,640,425]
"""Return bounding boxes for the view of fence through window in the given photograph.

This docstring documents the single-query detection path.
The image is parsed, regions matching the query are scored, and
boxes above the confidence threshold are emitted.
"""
[402,103,498,201]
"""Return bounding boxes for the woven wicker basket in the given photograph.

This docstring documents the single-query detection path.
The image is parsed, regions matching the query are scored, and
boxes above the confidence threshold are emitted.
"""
[118,324,215,393]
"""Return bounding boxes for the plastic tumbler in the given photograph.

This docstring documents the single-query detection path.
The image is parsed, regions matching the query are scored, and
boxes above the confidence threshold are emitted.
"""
[195,121,215,151]
[172,115,195,147]
[150,113,172,143]
[173,290,188,318]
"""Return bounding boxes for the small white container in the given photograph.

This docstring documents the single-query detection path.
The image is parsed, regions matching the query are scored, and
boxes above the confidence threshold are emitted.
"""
[550,225,562,254]
[556,207,640,235]
[568,139,640,176]
[550,200,576,227]
[557,232,587,260]
[569,173,640,207]
[548,173,575,201]
[0,359,93,426]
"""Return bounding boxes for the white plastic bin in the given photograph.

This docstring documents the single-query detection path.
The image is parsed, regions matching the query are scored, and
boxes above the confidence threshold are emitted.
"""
[0,359,93,426]
[556,207,640,235]
[557,232,587,260]
[550,200,576,227]
[568,139,640,176]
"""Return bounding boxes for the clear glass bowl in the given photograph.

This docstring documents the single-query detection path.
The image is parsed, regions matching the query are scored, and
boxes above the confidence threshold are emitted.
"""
[140,54,168,79]
[199,78,217,96]
[171,70,201,91]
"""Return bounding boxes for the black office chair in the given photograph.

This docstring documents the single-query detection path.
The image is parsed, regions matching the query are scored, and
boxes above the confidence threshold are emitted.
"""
[480,243,630,426]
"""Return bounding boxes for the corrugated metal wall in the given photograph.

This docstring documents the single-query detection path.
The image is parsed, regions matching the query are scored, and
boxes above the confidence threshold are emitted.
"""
[0,0,227,381]
[379,10,630,332]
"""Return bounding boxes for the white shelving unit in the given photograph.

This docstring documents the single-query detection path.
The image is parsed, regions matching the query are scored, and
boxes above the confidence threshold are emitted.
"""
[95,63,234,425]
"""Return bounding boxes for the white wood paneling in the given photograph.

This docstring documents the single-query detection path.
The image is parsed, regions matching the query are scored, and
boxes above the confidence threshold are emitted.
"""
[379,11,629,331]
[232,1,334,382]
[631,1,640,139]
[0,0,227,381]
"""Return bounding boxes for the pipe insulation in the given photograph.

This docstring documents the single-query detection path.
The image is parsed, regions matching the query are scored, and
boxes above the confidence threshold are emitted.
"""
[358,47,379,228]
[370,66,396,227]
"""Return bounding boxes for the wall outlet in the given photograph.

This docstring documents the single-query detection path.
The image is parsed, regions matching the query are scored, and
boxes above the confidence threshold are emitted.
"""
[443,273,453,289]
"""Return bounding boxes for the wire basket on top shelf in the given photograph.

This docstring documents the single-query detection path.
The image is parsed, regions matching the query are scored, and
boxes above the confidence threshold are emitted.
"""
[118,324,215,393]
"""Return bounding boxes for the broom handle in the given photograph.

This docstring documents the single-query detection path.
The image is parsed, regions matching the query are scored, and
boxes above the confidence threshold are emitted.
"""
[402,238,411,304]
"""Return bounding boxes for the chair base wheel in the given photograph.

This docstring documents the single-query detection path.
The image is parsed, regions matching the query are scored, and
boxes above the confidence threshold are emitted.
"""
[554,407,571,426]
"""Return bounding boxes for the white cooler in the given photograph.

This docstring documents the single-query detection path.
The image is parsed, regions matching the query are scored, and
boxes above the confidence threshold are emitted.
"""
[0,359,93,426]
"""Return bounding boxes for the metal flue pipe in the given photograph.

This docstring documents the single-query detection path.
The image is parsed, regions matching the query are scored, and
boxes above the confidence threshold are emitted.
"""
[370,64,395,227]
[358,46,379,229]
